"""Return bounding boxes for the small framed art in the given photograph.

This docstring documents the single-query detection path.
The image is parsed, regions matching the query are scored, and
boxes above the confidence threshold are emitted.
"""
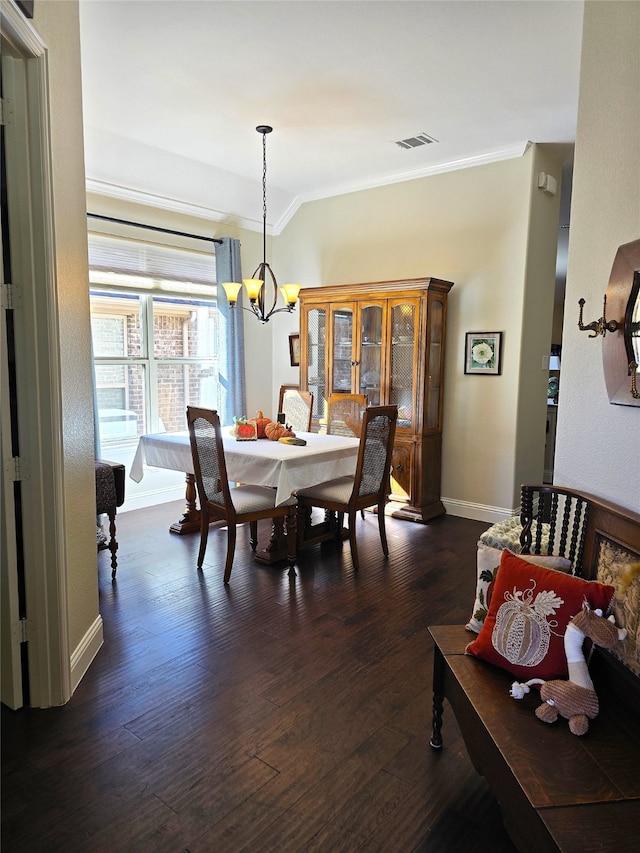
[464,332,503,375]
[289,334,300,367]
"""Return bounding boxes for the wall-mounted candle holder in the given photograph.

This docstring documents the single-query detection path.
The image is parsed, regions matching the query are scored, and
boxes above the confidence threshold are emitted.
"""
[577,296,620,338]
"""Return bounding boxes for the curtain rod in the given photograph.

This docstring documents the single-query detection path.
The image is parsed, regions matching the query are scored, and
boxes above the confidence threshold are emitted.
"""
[87,213,223,244]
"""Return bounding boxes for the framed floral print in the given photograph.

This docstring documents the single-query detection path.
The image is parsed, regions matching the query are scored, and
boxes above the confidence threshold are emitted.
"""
[464,331,503,375]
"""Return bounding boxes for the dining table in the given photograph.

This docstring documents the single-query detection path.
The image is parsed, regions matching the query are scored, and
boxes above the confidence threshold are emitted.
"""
[130,427,360,562]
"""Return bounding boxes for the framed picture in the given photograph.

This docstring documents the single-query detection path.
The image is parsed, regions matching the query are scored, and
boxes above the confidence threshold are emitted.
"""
[464,331,503,375]
[289,333,300,367]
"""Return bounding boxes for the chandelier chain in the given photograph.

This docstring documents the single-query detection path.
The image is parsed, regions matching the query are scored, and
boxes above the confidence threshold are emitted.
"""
[262,131,267,263]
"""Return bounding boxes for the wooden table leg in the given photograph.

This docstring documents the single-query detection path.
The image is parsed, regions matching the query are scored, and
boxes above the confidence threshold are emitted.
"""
[254,516,289,564]
[169,473,202,535]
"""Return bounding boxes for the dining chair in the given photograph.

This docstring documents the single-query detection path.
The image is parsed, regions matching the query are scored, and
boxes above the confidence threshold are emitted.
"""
[278,385,314,432]
[296,405,398,571]
[186,406,297,583]
[326,393,368,437]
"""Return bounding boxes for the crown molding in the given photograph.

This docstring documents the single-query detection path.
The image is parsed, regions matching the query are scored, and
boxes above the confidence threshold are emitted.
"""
[274,141,530,232]
[87,141,531,238]
[85,178,262,234]
[298,141,532,206]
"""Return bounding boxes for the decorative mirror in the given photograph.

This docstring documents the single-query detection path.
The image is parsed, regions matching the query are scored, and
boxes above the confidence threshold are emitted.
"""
[602,239,640,407]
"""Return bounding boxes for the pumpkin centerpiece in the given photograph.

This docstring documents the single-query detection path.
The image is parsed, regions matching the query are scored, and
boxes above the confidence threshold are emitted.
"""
[252,410,272,439]
[265,421,296,441]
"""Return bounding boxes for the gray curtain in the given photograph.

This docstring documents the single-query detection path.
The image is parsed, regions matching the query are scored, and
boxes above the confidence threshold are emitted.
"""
[215,237,247,425]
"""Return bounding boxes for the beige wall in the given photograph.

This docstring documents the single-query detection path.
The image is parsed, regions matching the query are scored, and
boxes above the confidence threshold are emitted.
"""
[273,144,562,517]
[32,1,99,663]
[515,144,566,498]
[554,0,640,513]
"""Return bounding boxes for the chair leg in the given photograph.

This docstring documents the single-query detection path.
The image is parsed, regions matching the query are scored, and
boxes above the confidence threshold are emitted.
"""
[107,509,118,581]
[378,500,389,557]
[285,509,297,578]
[249,520,258,551]
[347,509,359,570]
[197,509,209,570]
[224,524,237,584]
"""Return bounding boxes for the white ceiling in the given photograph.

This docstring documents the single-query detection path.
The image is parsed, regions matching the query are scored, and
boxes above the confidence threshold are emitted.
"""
[79,0,584,232]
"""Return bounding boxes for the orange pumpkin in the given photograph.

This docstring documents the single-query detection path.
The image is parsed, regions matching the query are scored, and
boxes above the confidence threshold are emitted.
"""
[265,421,286,441]
[253,410,272,439]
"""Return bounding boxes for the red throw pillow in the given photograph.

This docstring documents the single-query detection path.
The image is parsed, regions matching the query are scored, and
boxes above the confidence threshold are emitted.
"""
[465,550,614,681]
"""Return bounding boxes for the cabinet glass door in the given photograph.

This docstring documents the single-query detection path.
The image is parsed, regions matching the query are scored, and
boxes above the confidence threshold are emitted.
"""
[359,303,384,406]
[390,301,417,429]
[305,306,326,422]
[331,306,354,393]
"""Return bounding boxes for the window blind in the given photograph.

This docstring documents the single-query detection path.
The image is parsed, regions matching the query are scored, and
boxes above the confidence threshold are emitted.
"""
[88,233,217,293]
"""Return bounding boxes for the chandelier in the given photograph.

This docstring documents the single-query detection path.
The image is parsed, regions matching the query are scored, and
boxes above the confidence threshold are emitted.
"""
[221,126,301,322]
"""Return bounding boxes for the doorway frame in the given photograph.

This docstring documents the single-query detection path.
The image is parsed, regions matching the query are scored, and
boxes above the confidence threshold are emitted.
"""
[1,0,70,708]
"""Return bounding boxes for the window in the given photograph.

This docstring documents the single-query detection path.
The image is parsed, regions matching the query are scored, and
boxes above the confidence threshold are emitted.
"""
[89,232,220,507]
[91,290,221,438]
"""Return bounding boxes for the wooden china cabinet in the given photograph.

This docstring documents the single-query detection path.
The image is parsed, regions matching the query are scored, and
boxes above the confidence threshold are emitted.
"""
[298,277,453,522]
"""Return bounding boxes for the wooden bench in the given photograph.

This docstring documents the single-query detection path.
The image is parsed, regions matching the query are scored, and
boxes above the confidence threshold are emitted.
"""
[429,485,640,853]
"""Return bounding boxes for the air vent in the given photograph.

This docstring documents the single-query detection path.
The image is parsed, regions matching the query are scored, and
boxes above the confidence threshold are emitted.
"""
[395,133,438,150]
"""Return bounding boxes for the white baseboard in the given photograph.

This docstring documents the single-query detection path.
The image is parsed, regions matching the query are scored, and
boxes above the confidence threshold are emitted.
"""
[120,485,186,513]
[70,615,103,694]
[442,497,517,524]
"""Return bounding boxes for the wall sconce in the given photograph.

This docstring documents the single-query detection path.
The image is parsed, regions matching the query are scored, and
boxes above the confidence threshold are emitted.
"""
[577,296,620,338]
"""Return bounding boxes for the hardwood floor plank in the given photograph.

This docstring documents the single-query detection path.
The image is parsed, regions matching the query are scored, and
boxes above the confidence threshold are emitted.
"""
[302,769,413,852]
[1,503,519,852]
[242,728,411,852]
[36,792,176,853]
[156,755,278,838]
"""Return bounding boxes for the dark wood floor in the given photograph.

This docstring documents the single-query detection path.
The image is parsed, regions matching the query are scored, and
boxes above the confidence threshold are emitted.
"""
[2,501,518,853]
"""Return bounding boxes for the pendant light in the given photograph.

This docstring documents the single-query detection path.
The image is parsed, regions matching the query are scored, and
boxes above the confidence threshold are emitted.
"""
[221,126,301,322]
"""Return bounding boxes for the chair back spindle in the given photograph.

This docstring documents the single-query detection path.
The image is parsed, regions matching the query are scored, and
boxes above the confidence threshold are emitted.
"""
[520,484,589,572]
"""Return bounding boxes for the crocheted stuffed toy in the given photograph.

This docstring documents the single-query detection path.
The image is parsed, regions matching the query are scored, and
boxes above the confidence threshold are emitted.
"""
[510,602,627,736]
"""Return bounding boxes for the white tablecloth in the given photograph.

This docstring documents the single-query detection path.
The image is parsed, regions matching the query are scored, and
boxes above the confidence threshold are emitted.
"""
[130,428,360,506]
